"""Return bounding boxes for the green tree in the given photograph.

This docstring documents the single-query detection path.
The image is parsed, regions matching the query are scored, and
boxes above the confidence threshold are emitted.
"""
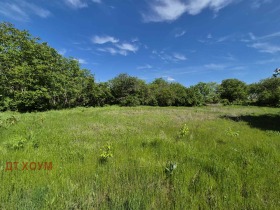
[219,79,248,103]
[247,83,259,103]
[149,78,175,106]
[94,82,113,106]
[185,86,204,106]
[193,82,220,104]
[0,22,97,111]
[109,73,147,106]
[170,83,188,106]
[255,77,280,107]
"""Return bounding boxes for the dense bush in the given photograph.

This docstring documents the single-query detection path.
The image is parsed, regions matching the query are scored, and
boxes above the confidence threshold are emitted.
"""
[219,79,248,103]
[108,73,147,106]
[255,78,280,107]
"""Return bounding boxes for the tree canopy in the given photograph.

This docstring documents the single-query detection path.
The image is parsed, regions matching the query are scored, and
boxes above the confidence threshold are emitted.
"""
[219,79,248,103]
[1,22,280,111]
[0,22,96,111]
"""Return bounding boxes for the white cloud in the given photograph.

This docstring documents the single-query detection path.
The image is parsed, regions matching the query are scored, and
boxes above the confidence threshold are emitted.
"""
[207,33,213,39]
[167,76,175,82]
[0,1,51,21]
[250,42,280,54]
[175,30,186,38]
[246,32,280,42]
[163,76,176,82]
[137,64,153,69]
[259,32,280,40]
[186,0,234,15]
[92,0,102,3]
[78,59,87,64]
[0,3,28,21]
[249,32,257,40]
[116,43,138,53]
[152,50,186,62]
[92,35,119,44]
[94,36,139,56]
[64,0,88,9]
[98,47,127,56]
[216,34,234,42]
[152,50,173,62]
[256,58,280,64]
[75,58,88,64]
[143,0,187,22]
[98,47,116,54]
[251,0,272,9]
[199,33,236,44]
[204,63,226,70]
[143,0,235,22]
[20,1,51,18]
[58,49,67,56]
[173,53,187,60]
[221,53,236,61]
[243,32,280,54]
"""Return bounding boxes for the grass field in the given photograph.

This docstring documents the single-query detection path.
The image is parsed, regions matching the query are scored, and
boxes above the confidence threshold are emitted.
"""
[1,106,280,209]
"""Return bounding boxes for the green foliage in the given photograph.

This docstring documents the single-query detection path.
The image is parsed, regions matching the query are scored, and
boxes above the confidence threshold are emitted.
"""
[254,77,280,107]
[3,129,39,150]
[120,95,141,107]
[185,86,204,106]
[99,143,113,163]
[178,124,190,138]
[0,115,19,128]
[109,73,147,106]
[225,127,240,137]
[94,82,113,106]
[221,98,230,106]
[0,22,98,111]
[4,135,27,150]
[26,130,40,149]
[266,130,280,136]
[1,22,280,111]
[170,83,188,106]
[193,82,220,104]
[149,78,176,106]
[5,115,19,126]
[248,83,259,103]
[220,79,248,103]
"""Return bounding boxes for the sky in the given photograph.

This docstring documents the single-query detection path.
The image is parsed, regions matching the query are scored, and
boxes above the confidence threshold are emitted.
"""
[0,0,280,86]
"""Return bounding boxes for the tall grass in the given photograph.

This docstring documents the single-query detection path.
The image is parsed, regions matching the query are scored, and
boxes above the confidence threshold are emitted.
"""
[0,106,280,209]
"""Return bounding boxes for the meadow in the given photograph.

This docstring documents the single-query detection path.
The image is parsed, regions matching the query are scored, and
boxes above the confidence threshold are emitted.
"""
[0,106,280,209]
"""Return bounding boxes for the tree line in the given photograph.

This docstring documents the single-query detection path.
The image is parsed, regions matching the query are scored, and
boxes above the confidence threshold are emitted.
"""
[0,22,279,112]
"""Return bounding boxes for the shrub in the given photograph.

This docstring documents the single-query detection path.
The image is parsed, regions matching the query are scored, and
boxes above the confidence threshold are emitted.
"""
[99,143,113,163]
[178,124,190,138]
[4,136,27,150]
[221,99,230,106]
[225,128,239,137]
[120,96,141,107]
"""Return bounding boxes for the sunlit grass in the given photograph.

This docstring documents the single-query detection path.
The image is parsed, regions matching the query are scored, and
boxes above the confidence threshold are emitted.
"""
[0,106,280,209]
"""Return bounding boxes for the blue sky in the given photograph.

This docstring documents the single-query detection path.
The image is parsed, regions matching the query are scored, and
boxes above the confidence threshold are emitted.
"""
[0,0,280,86]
